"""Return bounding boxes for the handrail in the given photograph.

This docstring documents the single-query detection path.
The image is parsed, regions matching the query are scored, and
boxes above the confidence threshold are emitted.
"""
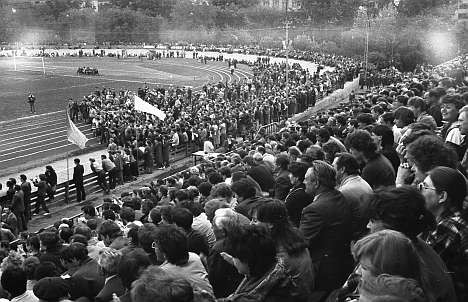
[8,141,200,249]
[255,122,280,138]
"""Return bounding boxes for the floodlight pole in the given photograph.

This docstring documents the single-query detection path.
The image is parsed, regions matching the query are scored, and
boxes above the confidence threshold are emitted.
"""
[364,6,370,89]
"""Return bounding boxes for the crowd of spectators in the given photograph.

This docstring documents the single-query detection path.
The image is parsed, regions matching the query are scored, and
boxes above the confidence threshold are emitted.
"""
[1,47,359,230]
[0,48,467,302]
[64,48,359,181]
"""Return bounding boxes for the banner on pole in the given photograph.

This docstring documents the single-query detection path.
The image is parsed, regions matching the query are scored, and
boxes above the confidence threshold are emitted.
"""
[66,112,88,149]
[134,95,166,120]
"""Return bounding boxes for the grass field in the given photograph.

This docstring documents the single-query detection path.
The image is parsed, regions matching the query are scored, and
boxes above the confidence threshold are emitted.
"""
[0,56,249,121]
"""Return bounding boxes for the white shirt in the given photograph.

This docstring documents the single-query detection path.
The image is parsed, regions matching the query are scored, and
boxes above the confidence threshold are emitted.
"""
[192,213,216,248]
[11,291,38,302]
[392,125,402,145]
[446,126,464,146]
[172,132,180,146]
[203,141,215,153]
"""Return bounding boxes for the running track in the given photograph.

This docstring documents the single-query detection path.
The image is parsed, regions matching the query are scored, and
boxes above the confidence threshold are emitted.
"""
[0,59,252,173]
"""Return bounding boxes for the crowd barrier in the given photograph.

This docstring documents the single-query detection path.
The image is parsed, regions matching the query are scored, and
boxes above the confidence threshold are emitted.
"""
[8,141,242,249]
[25,141,200,213]
[256,122,280,137]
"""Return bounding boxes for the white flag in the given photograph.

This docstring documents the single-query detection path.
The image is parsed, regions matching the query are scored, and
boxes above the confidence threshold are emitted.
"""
[66,112,88,149]
[134,95,166,120]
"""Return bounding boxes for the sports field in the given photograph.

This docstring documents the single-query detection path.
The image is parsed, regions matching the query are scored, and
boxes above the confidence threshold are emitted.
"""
[0,56,252,121]
[0,56,252,173]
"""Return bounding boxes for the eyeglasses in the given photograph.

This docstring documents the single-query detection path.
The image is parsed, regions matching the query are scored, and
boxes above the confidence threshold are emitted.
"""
[418,183,437,191]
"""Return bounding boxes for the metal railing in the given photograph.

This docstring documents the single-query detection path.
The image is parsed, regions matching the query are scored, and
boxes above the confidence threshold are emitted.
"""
[255,122,280,138]
[20,141,200,209]
[7,141,233,250]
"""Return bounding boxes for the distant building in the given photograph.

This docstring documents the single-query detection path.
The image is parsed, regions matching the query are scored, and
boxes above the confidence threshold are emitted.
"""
[260,0,301,11]
[90,0,111,12]
[2,0,46,9]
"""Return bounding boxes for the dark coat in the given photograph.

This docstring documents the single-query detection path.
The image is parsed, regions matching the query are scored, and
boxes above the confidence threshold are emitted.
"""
[73,164,85,183]
[247,165,275,193]
[95,275,125,302]
[34,180,48,197]
[45,170,57,186]
[273,170,292,201]
[21,181,31,202]
[143,145,154,167]
[11,190,25,213]
[299,189,354,292]
[235,196,268,220]
[284,184,311,228]
[207,239,244,298]
[218,261,297,302]
[362,154,395,189]
[40,248,66,273]
[154,141,163,166]
[72,257,105,298]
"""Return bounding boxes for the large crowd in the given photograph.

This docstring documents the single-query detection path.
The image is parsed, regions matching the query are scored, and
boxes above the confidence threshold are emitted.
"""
[64,50,358,178]
[0,48,466,302]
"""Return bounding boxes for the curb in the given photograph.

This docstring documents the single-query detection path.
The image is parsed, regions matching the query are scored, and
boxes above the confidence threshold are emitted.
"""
[26,156,193,232]
[0,110,65,126]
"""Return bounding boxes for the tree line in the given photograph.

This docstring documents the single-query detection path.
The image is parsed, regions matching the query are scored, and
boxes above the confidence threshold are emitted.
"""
[0,0,461,71]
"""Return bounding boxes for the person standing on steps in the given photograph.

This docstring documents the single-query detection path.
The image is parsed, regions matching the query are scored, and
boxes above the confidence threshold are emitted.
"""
[19,174,31,222]
[32,174,50,216]
[73,158,86,203]
[27,92,36,114]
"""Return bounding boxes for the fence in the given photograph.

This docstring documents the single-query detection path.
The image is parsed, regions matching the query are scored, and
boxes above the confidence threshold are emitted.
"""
[255,122,280,137]
[24,141,200,214]
[7,141,234,250]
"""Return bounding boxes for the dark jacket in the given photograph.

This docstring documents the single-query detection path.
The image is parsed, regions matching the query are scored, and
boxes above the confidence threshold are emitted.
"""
[273,170,292,201]
[95,275,125,302]
[208,239,243,298]
[71,257,105,298]
[284,184,311,228]
[11,190,25,213]
[34,180,48,197]
[73,164,85,183]
[45,170,58,186]
[235,196,268,220]
[362,154,395,189]
[217,260,297,302]
[299,189,354,292]
[40,248,65,273]
[20,181,31,202]
[247,165,275,193]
